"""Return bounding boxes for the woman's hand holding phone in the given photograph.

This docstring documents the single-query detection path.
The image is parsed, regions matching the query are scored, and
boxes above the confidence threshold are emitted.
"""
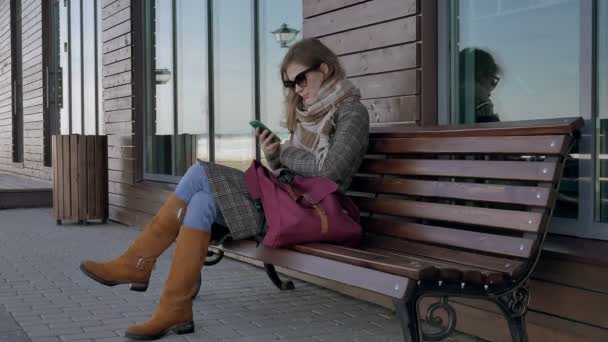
[256,127,280,161]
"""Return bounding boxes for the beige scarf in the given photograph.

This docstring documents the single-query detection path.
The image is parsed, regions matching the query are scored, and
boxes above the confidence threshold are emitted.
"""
[292,78,361,169]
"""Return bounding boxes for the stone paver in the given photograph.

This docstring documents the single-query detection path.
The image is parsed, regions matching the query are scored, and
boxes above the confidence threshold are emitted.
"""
[0,208,483,342]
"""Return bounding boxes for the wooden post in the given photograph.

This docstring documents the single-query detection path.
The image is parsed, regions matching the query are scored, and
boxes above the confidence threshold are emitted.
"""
[52,135,108,224]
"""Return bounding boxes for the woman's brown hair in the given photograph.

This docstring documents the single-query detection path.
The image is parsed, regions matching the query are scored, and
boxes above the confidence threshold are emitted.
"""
[280,38,346,133]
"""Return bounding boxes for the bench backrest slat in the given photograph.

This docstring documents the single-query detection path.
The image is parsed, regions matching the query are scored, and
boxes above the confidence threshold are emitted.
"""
[354,197,544,233]
[368,135,570,155]
[361,217,534,258]
[359,159,559,182]
[350,177,554,208]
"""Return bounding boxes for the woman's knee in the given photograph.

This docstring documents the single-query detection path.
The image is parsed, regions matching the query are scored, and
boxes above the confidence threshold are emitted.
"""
[175,163,208,203]
[182,191,217,231]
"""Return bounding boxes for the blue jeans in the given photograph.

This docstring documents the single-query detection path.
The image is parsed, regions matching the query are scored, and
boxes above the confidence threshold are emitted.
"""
[174,163,225,232]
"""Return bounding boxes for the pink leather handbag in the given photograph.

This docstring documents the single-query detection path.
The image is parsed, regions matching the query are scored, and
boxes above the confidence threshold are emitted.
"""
[244,160,362,248]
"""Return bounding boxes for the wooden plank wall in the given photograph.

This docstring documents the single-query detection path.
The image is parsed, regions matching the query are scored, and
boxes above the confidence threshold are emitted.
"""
[303,0,436,126]
[0,0,51,181]
[102,0,172,226]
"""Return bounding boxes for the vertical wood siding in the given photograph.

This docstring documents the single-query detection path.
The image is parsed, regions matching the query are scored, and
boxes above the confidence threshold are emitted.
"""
[0,0,51,180]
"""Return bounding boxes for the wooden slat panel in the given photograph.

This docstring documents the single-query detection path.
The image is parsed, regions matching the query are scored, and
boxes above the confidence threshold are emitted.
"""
[340,43,418,77]
[368,135,569,155]
[349,177,554,207]
[103,136,109,220]
[351,69,418,99]
[319,16,418,56]
[87,136,95,220]
[360,217,534,258]
[78,135,87,221]
[359,159,559,182]
[370,117,584,138]
[533,256,608,294]
[353,197,543,233]
[303,0,368,18]
[95,136,103,219]
[362,96,419,124]
[366,235,524,277]
[62,136,70,219]
[70,136,78,220]
[304,0,417,38]
[52,135,58,219]
[218,239,412,299]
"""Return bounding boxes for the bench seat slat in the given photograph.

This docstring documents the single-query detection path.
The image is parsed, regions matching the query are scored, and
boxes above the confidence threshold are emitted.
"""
[365,235,525,277]
[361,217,534,258]
[292,243,436,280]
[216,240,412,299]
[293,243,506,285]
[368,135,569,155]
[359,159,558,182]
[349,177,554,207]
[353,197,544,233]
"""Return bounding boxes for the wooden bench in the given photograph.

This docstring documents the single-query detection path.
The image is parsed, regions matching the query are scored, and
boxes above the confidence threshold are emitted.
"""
[206,117,583,342]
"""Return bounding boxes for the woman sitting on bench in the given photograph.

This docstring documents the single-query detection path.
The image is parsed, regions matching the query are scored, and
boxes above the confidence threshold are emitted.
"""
[79,38,370,340]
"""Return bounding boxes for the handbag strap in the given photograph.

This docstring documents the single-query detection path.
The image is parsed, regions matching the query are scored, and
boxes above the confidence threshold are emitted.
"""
[284,183,329,235]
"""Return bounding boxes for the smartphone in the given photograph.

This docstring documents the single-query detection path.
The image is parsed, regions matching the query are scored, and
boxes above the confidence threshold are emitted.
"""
[249,120,280,143]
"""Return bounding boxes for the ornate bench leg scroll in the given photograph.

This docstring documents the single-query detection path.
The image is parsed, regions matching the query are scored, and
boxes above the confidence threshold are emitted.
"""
[394,297,421,342]
[264,263,295,290]
[495,285,530,342]
[421,296,457,341]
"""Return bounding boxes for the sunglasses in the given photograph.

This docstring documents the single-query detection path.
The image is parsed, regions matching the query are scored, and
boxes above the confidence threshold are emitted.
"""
[283,64,320,89]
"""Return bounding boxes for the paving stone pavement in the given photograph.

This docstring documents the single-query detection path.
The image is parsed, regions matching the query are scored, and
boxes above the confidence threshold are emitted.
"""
[0,208,482,342]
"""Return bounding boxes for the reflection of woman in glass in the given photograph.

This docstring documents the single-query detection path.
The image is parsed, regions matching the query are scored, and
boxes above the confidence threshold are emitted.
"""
[79,38,369,340]
[459,48,502,123]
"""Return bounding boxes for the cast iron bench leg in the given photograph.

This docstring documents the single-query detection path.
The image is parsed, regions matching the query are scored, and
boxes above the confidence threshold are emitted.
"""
[264,263,295,290]
[394,297,421,342]
[495,286,530,342]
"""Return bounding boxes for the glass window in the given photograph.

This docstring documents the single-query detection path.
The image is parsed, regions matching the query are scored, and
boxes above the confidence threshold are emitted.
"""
[70,0,82,134]
[97,0,103,135]
[57,0,102,135]
[213,0,255,171]
[83,0,96,135]
[597,1,608,222]
[59,0,70,134]
[452,0,580,124]
[259,0,302,166]
[177,0,209,162]
[450,0,582,221]
[144,0,207,178]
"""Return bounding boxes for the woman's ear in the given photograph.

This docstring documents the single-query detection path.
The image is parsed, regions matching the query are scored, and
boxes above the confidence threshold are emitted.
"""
[320,63,330,78]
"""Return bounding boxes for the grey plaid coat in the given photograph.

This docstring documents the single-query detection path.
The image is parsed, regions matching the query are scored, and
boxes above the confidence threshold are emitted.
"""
[200,99,369,240]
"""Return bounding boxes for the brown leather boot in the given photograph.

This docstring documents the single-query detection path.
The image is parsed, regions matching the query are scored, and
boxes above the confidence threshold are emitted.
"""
[125,226,210,340]
[80,193,187,292]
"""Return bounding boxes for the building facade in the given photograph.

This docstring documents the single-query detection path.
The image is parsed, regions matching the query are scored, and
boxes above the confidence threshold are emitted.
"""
[1,0,607,340]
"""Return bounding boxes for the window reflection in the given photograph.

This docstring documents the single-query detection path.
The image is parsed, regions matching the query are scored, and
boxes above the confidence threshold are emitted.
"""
[452,0,581,219]
[213,0,255,171]
[453,0,580,123]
